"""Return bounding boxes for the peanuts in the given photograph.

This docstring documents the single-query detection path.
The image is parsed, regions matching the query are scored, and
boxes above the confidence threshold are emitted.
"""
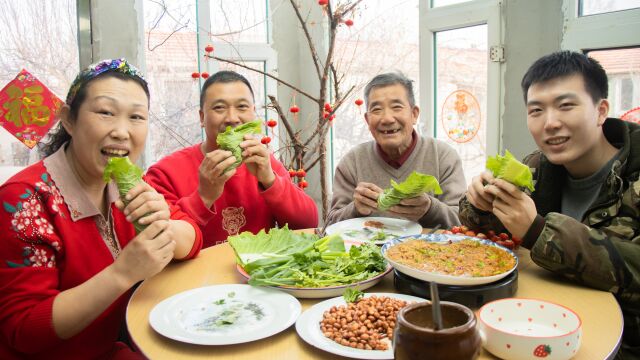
[320,296,409,351]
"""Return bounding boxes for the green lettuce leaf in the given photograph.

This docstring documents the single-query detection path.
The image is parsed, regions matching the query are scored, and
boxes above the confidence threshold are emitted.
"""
[486,150,534,192]
[228,225,317,266]
[377,171,442,211]
[103,157,146,234]
[216,120,263,172]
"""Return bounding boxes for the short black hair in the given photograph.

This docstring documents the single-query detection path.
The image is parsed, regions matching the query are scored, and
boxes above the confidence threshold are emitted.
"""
[364,72,416,108]
[199,70,255,109]
[521,50,608,103]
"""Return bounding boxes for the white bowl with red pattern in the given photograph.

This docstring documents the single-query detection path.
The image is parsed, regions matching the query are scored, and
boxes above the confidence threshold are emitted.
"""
[478,298,582,360]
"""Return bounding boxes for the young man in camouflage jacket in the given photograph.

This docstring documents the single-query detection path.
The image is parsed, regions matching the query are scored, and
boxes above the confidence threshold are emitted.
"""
[459,51,640,359]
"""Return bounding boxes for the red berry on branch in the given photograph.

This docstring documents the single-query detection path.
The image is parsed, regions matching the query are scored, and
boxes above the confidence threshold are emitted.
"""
[329,114,335,121]
[201,72,210,79]
[318,0,328,5]
[324,103,332,111]
[261,136,271,144]
[288,169,296,177]
[345,19,354,27]
[289,105,300,113]
[299,180,309,189]
[296,169,306,178]
[205,44,214,53]
[267,119,277,127]
[191,72,200,79]
[323,112,330,119]
[355,98,364,106]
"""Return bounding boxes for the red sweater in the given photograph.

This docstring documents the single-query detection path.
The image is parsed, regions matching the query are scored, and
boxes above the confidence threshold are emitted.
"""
[0,161,202,359]
[146,144,319,247]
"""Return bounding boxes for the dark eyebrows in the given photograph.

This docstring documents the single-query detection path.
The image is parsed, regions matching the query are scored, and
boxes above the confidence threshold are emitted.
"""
[92,95,146,108]
[526,93,579,107]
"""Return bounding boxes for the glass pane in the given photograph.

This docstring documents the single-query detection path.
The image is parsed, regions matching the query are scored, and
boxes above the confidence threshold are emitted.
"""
[0,0,78,167]
[580,0,640,16]
[217,61,268,124]
[587,48,640,122]
[144,0,201,164]
[435,25,488,184]
[210,0,268,43]
[332,0,419,170]
[432,0,473,7]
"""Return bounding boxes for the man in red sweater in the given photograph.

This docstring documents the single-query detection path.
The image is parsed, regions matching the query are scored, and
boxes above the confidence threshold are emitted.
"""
[146,71,318,247]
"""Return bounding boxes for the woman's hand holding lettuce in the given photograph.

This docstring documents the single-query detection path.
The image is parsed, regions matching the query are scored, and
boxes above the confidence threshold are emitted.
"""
[104,157,170,234]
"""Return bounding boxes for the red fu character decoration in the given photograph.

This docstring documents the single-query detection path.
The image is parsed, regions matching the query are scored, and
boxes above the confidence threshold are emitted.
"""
[0,69,62,149]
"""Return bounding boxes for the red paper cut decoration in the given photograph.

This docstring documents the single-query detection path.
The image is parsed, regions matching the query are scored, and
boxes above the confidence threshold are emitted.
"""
[440,89,481,143]
[621,106,640,124]
[0,69,62,149]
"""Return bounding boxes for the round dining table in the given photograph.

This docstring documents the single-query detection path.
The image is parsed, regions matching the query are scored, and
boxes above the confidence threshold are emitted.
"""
[126,235,623,359]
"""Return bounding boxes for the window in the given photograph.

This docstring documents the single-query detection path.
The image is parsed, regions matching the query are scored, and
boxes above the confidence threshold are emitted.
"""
[0,0,78,167]
[587,48,640,118]
[432,0,474,8]
[144,0,201,164]
[580,0,640,16]
[332,0,419,171]
[434,25,488,182]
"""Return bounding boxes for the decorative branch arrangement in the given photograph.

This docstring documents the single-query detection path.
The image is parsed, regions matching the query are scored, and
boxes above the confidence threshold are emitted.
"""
[205,0,364,219]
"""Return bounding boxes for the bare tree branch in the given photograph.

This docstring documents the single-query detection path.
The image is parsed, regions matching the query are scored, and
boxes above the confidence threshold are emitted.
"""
[288,0,322,80]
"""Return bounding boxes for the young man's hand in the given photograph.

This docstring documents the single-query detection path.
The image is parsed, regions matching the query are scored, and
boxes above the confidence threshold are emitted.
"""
[354,182,383,216]
[484,178,537,238]
[466,171,496,212]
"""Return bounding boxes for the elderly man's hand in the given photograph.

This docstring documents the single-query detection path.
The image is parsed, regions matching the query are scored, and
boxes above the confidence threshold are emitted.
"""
[387,193,431,222]
[240,134,276,189]
[484,178,537,238]
[354,182,383,216]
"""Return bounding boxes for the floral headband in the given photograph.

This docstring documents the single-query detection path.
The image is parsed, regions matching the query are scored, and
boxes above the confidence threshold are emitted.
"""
[65,58,146,105]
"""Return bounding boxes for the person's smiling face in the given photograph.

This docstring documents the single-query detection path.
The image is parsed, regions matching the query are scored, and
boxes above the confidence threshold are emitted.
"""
[364,83,419,159]
[62,76,149,184]
[200,81,256,150]
[526,74,609,170]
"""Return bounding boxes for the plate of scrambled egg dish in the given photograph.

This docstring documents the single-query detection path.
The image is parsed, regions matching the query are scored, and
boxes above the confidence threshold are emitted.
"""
[381,233,518,286]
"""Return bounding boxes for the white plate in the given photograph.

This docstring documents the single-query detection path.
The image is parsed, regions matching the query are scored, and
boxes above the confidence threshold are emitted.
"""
[295,293,427,359]
[325,217,422,245]
[149,284,301,345]
[381,234,518,286]
[236,263,393,299]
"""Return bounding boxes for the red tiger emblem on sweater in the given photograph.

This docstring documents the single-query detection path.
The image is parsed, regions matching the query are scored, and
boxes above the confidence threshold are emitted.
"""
[222,206,246,236]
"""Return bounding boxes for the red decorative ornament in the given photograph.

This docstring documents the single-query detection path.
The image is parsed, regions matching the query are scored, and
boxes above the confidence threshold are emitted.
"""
[267,119,277,127]
[324,103,332,112]
[318,0,328,5]
[296,169,306,178]
[355,98,363,106]
[329,114,336,121]
[288,169,297,177]
[345,19,354,27]
[323,112,330,119]
[289,105,300,113]
[191,72,200,79]
[261,136,271,144]
[201,72,210,79]
[205,44,214,53]
[298,180,309,189]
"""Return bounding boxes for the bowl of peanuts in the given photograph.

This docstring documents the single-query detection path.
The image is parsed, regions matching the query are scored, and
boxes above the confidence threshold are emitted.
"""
[295,293,426,359]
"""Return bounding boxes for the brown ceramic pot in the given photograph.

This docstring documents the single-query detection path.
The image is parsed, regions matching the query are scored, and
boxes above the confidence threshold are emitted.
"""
[394,301,481,360]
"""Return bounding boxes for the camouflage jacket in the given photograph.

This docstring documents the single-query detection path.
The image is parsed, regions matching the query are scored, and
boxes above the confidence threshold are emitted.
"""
[459,118,640,355]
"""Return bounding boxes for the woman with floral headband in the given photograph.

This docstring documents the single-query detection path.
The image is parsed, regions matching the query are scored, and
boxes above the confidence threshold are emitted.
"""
[0,59,202,359]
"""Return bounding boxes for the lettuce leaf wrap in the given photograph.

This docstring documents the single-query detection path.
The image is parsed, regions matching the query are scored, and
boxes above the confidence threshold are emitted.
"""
[486,150,535,192]
[103,157,147,234]
[377,171,442,211]
[216,120,263,172]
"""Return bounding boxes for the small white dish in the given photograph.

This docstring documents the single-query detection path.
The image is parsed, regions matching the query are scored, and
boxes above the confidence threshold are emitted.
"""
[478,298,582,360]
[295,293,427,359]
[325,217,422,245]
[381,233,518,286]
[149,284,300,345]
